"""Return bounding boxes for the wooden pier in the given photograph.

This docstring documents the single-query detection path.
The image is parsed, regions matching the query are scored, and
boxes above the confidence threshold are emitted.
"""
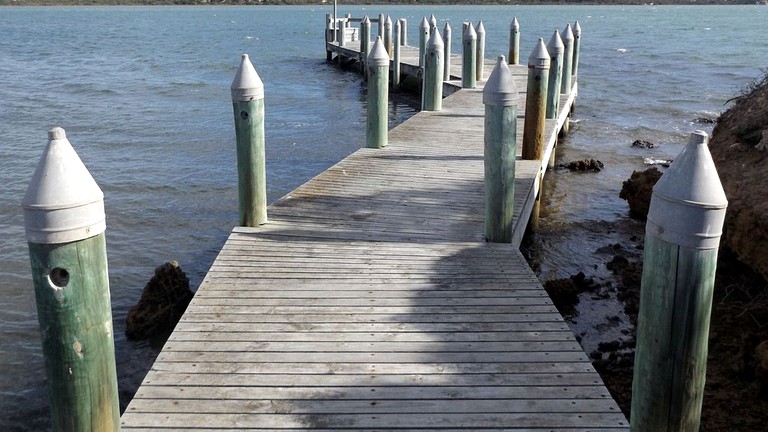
[121,20,628,431]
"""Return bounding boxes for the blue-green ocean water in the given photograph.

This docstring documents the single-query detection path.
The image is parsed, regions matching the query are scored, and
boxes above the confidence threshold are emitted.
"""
[1,5,766,430]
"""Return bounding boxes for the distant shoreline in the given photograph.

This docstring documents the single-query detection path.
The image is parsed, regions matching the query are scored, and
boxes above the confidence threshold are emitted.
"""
[1,1,761,7]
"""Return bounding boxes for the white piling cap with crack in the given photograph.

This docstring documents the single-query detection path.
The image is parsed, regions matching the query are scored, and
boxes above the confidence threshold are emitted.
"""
[561,23,574,43]
[427,27,444,50]
[646,131,728,249]
[420,17,429,30]
[511,17,520,31]
[231,54,264,102]
[476,20,486,36]
[22,127,106,244]
[528,38,550,70]
[574,21,582,37]
[547,29,565,55]
[483,56,517,107]
[368,36,390,66]
[463,22,476,40]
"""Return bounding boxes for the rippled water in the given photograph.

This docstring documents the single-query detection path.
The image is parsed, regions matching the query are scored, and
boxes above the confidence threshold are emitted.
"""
[1,5,766,430]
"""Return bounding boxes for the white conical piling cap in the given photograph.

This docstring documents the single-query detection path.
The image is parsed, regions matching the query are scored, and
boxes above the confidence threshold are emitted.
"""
[483,56,518,107]
[22,127,106,244]
[362,15,370,25]
[646,131,728,249]
[476,20,486,37]
[443,21,451,33]
[429,14,437,28]
[547,29,565,55]
[511,17,520,31]
[368,36,390,66]
[420,17,430,30]
[574,21,582,37]
[561,23,574,44]
[427,27,444,51]
[463,22,477,41]
[528,38,550,70]
[231,54,264,102]
[385,15,392,28]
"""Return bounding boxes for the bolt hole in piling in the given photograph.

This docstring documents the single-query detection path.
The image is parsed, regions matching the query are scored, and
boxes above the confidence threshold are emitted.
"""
[49,268,69,288]
[240,111,249,120]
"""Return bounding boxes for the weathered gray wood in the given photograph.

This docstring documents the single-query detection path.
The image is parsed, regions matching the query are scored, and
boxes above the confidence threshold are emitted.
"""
[509,17,520,65]
[522,39,550,161]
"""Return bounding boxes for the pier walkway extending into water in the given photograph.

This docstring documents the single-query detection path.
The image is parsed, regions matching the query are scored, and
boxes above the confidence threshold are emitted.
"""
[121,29,628,431]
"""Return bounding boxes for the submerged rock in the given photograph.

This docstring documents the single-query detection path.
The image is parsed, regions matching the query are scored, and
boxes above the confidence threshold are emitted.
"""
[561,159,604,172]
[631,139,657,149]
[709,72,768,282]
[126,261,193,340]
[619,167,663,220]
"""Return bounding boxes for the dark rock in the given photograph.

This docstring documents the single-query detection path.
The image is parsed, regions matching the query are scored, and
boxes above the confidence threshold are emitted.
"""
[619,167,663,220]
[606,255,630,274]
[631,139,657,149]
[561,159,605,172]
[126,261,193,340]
[695,117,716,124]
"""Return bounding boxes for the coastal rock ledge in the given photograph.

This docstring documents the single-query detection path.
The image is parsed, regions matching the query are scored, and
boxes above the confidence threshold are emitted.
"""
[709,74,768,282]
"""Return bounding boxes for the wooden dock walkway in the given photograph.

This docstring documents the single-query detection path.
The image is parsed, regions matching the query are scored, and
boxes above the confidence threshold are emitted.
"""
[121,37,628,431]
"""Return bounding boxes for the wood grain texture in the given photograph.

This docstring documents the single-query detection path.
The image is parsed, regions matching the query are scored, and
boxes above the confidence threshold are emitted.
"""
[121,32,624,431]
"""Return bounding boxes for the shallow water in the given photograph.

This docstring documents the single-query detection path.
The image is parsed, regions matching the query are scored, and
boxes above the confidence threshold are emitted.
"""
[1,5,767,430]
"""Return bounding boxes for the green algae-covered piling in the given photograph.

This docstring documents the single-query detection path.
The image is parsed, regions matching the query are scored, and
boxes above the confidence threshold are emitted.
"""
[462,23,477,89]
[482,57,518,243]
[509,17,520,65]
[572,20,582,82]
[630,131,728,432]
[418,17,429,69]
[475,20,486,81]
[231,54,268,227]
[360,16,371,77]
[522,39,550,161]
[546,30,564,120]
[22,127,120,432]
[422,28,444,111]
[560,24,574,95]
[366,37,389,149]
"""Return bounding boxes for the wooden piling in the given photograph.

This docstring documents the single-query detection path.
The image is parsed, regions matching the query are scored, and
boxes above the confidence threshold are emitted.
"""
[429,14,437,33]
[462,23,477,89]
[482,56,518,243]
[384,15,393,59]
[509,17,520,65]
[377,13,384,39]
[572,21,582,82]
[443,22,452,81]
[475,20,486,81]
[546,30,564,120]
[325,13,333,60]
[360,16,371,77]
[630,131,728,432]
[422,29,444,112]
[560,24,574,94]
[22,127,120,432]
[418,17,429,69]
[522,39,550,161]
[231,54,268,226]
[366,37,389,149]
[399,18,407,46]
[393,19,402,90]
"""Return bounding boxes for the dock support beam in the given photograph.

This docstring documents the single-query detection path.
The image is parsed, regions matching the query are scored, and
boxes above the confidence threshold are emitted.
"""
[231,54,268,227]
[630,131,728,432]
[482,57,518,243]
[422,28,444,111]
[366,37,389,149]
[22,127,120,432]
[522,39,550,161]
[509,17,520,65]
[462,23,477,89]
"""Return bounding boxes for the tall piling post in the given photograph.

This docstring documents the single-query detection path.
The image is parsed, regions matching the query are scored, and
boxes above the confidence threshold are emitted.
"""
[422,29,444,111]
[22,127,120,432]
[572,21,582,82]
[546,30,564,120]
[482,57,518,243]
[360,16,371,78]
[429,14,437,33]
[377,13,384,39]
[325,13,333,60]
[461,23,477,89]
[630,131,728,432]
[522,39,550,161]
[400,18,408,46]
[384,15,393,59]
[560,24,574,95]
[366,37,389,149]
[231,54,268,226]
[475,20,486,81]
[418,17,430,69]
[393,19,402,90]
[443,22,452,81]
[509,17,520,65]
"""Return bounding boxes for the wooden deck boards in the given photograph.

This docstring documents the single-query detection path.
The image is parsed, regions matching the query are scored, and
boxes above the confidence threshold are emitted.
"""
[120,38,627,430]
